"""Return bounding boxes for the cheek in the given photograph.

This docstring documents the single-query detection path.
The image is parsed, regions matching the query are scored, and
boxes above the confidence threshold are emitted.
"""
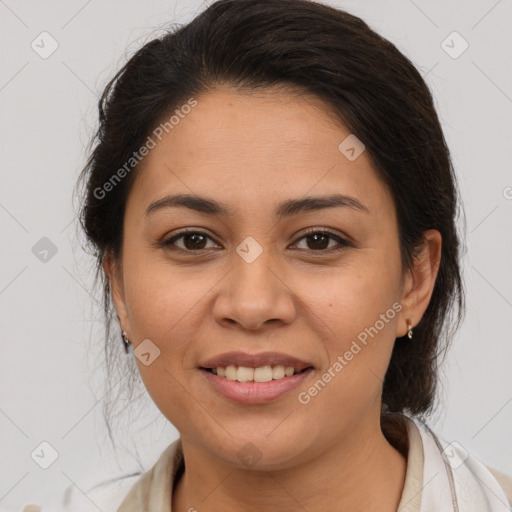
[122,259,205,425]
[304,254,401,397]
[299,282,400,436]
[311,255,401,337]
[122,253,200,338]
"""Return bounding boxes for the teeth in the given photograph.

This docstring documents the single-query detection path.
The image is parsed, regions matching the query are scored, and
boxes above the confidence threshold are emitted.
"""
[213,364,303,382]
[272,365,285,379]
[254,366,273,382]
[225,365,237,380]
[237,366,254,382]
[284,366,295,377]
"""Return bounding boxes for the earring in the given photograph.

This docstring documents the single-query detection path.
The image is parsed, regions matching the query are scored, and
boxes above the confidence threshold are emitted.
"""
[407,322,414,339]
[121,330,131,354]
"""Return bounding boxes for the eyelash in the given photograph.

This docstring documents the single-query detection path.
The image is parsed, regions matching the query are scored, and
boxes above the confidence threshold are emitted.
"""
[159,228,350,254]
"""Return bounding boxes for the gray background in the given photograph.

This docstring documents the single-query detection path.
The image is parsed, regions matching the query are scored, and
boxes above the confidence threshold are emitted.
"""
[1,0,511,510]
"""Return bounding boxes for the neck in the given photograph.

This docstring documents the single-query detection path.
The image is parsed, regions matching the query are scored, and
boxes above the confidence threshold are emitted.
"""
[172,413,407,512]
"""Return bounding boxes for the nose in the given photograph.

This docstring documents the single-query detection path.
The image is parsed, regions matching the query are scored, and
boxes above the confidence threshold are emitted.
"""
[212,245,297,331]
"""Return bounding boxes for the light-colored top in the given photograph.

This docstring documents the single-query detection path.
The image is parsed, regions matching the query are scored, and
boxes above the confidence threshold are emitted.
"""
[114,414,512,511]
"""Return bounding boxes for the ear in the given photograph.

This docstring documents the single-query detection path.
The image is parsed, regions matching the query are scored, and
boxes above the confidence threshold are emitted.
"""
[102,251,131,333]
[397,229,442,338]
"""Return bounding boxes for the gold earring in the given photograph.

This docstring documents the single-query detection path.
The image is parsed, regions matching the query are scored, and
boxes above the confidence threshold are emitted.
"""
[407,322,413,339]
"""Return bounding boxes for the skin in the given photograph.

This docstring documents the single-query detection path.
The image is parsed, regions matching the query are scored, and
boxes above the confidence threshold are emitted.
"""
[104,86,442,511]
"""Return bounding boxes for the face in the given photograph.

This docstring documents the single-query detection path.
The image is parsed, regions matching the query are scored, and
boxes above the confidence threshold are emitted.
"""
[107,86,439,470]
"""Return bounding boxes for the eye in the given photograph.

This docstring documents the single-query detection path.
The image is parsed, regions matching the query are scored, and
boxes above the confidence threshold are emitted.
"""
[291,229,350,252]
[159,228,350,253]
[160,229,220,252]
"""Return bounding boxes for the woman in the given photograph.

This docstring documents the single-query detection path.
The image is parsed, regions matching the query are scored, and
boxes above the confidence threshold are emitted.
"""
[75,0,512,510]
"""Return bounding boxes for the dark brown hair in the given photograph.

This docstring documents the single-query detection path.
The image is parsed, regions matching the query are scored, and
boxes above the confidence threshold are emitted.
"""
[78,0,465,438]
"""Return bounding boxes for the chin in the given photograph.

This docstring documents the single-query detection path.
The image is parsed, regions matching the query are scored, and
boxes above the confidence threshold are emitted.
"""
[205,432,312,471]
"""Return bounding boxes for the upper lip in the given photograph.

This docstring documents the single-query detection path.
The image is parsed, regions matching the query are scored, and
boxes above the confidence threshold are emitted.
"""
[199,351,314,371]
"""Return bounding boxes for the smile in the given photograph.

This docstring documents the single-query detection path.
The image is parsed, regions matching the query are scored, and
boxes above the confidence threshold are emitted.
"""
[199,366,314,404]
[203,364,310,382]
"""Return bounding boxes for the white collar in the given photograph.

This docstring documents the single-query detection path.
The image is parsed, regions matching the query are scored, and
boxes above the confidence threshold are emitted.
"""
[409,416,511,512]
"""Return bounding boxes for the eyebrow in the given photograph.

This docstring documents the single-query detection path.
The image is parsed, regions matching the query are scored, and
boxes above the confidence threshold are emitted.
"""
[145,193,370,218]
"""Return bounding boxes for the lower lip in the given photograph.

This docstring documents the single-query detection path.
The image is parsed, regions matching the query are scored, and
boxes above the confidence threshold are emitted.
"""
[200,368,314,404]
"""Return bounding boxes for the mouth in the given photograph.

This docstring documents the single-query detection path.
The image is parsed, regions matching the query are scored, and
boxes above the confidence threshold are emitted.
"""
[197,351,315,403]
[200,364,313,383]
[199,365,315,404]
[199,351,314,377]
[198,351,315,405]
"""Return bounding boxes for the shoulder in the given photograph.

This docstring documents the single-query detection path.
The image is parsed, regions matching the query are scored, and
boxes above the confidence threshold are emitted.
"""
[60,472,142,512]
[55,439,182,512]
[484,463,512,507]
[396,414,512,508]
[16,478,141,512]
[117,438,183,512]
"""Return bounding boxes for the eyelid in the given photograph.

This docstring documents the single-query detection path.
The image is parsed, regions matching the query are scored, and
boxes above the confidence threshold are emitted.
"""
[159,226,351,253]
[291,227,351,251]
[160,227,221,250]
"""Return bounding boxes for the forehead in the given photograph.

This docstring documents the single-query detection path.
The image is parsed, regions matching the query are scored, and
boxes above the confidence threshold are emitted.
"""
[127,86,394,220]
[165,86,351,162]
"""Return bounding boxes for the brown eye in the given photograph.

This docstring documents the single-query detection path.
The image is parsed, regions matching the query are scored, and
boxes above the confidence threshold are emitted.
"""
[305,233,330,250]
[161,231,218,252]
[292,230,349,252]
[181,233,208,250]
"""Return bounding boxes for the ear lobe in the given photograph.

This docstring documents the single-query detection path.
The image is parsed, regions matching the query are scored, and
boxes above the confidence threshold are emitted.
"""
[397,229,442,337]
[102,251,130,330]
